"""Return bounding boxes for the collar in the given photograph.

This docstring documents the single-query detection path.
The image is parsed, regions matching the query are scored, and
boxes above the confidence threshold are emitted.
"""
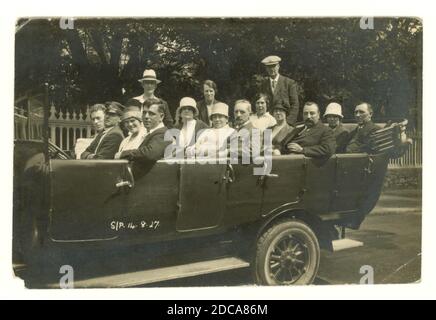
[270,74,280,82]
[148,122,165,135]
[236,120,251,130]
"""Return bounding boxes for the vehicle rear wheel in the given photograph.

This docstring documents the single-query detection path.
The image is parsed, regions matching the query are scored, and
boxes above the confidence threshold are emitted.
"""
[254,219,320,285]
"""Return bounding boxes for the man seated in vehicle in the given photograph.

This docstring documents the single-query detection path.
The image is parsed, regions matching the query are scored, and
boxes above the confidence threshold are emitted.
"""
[118,98,171,163]
[346,102,380,153]
[280,102,336,158]
[232,99,261,161]
[80,102,125,159]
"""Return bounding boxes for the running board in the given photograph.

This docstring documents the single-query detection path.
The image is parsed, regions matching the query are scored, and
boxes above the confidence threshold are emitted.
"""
[332,239,364,252]
[47,257,250,288]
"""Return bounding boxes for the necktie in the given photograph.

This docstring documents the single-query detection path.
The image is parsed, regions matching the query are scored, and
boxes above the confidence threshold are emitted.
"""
[272,80,276,91]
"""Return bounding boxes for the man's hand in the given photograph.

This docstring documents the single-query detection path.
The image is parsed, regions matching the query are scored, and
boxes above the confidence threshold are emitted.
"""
[114,152,121,159]
[286,143,304,153]
[87,153,95,159]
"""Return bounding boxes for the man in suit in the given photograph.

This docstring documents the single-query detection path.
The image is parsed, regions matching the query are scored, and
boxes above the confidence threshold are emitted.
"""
[281,102,336,158]
[80,102,125,159]
[260,55,299,126]
[119,98,171,165]
[346,102,380,153]
[323,102,349,153]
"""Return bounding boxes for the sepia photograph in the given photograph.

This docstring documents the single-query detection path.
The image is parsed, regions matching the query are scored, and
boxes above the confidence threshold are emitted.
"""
[12,16,422,290]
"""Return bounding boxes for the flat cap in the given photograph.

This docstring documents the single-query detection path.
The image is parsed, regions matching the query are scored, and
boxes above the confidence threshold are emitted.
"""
[261,55,282,66]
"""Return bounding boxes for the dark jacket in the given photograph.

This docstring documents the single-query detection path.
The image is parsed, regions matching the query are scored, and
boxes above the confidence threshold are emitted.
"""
[196,99,222,126]
[261,75,299,126]
[331,123,349,153]
[346,121,380,153]
[281,121,336,158]
[80,126,124,159]
[269,123,294,150]
[125,96,174,128]
[119,126,170,162]
[174,119,209,147]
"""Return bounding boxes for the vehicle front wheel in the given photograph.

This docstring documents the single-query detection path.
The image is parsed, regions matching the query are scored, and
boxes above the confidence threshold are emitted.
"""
[254,219,320,285]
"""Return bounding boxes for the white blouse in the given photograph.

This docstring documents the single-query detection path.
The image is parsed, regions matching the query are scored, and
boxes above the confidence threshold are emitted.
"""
[118,126,147,152]
[186,125,236,158]
[250,112,277,132]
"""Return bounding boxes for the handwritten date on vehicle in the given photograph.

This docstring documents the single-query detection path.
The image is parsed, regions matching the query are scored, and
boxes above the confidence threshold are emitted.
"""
[110,220,160,232]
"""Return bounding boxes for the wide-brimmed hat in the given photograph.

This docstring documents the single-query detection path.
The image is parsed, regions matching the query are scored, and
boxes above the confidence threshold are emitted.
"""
[138,69,161,84]
[261,55,282,66]
[121,110,143,122]
[210,102,229,118]
[323,102,344,118]
[177,97,199,117]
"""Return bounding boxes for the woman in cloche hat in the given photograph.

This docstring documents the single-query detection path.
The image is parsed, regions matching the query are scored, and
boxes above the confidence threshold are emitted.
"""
[323,102,349,153]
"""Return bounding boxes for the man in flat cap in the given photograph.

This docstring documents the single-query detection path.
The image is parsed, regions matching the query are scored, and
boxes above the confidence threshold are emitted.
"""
[260,55,300,127]
[81,101,125,159]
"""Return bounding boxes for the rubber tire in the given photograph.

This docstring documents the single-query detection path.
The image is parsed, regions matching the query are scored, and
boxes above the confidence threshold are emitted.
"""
[254,219,320,285]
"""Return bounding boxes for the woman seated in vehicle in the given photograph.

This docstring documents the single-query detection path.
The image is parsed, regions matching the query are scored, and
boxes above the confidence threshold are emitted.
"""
[186,102,236,159]
[267,100,294,155]
[114,110,147,159]
[250,93,277,132]
[173,97,209,153]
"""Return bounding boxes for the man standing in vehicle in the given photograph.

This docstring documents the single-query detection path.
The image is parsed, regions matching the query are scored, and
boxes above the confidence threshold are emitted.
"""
[80,102,125,159]
[346,102,380,153]
[280,102,336,158]
[260,55,300,126]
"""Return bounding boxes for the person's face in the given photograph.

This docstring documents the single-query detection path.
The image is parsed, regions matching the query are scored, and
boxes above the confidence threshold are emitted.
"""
[326,115,340,128]
[211,114,228,129]
[91,110,105,132]
[273,108,286,123]
[234,103,250,125]
[265,64,280,78]
[104,110,121,128]
[141,80,157,95]
[124,118,142,135]
[142,104,164,130]
[354,104,372,125]
[256,97,268,116]
[180,106,195,121]
[303,105,320,127]
[203,84,215,103]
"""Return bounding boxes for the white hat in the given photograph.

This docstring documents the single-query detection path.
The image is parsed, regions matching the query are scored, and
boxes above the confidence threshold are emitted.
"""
[324,102,343,118]
[138,69,161,84]
[210,102,229,118]
[261,55,282,66]
[176,97,199,117]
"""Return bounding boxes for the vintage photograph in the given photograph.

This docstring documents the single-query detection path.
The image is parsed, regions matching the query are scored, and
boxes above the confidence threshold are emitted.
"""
[13,17,422,288]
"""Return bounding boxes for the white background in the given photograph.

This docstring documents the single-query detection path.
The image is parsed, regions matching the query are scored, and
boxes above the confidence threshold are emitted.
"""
[0,0,433,299]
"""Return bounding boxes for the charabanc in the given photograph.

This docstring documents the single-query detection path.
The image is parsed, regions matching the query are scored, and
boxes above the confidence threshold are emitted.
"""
[13,120,411,286]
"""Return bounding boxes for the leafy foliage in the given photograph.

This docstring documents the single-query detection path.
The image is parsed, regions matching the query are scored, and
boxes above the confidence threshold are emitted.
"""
[15,17,422,125]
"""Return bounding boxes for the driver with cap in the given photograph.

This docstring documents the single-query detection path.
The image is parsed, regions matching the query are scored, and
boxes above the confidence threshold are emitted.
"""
[125,69,174,128]
[260,55,300,126]
[81,101,125,159]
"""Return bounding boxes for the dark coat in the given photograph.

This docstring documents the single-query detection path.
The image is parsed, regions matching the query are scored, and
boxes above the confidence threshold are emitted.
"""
[346,121,380,153]
[261,75,299,126]
[196,99,222,126]
[331,123,350,153]
[119,126,170,162]
[281,121,336,158]
[174,119,209,147]
[125,96,174,128]
[80,126,124,159]
[269,123,294,149]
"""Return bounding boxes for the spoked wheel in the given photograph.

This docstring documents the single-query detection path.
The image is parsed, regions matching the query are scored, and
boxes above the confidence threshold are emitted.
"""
[254,219,320,285]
